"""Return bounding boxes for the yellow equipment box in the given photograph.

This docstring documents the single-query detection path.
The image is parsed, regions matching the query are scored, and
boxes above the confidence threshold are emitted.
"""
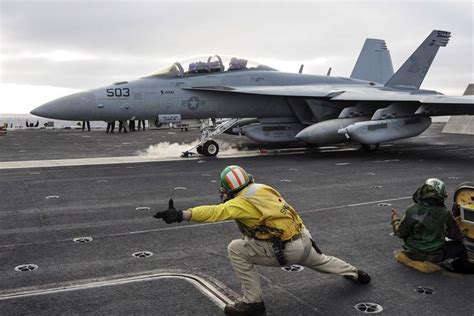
[452,183,474,263]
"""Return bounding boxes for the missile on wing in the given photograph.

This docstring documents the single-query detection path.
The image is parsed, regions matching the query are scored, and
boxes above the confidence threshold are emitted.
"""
[295,117,369,145]
[338,116,432,144]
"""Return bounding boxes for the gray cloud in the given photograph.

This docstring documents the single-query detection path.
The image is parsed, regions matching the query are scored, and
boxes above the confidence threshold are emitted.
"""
[1,1,472,94]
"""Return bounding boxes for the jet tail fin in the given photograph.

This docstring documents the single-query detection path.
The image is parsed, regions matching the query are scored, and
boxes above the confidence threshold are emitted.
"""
[463,84,474,96]
[350,38,394,84]
[385,30,451,89]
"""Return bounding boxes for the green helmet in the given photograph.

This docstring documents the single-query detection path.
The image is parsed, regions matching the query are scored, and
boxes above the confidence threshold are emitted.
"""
[425,178,447,197]
[220,165,253,193]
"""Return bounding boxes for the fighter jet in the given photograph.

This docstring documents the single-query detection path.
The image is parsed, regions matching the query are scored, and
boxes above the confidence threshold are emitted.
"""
[31,30,474,156]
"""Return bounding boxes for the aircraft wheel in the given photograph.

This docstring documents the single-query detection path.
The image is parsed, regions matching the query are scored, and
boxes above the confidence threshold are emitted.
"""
[202,140,219,157]
[196,145,203,155]
[361,143,379,153]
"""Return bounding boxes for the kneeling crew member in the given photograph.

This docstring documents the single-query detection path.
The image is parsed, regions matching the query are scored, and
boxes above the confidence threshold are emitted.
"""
[154,165,371,315]
[392,178,474,274]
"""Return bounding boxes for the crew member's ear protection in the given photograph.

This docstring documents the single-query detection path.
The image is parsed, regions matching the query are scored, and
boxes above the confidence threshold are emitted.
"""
[220,186,232,203]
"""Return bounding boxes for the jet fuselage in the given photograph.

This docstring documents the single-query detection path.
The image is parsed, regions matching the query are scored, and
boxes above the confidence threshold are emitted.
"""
[31,70,373,122]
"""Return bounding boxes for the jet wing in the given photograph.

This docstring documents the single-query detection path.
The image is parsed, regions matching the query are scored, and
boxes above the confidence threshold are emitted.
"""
[331,90,474,115]
[183,85,474,114]
[331,90,474,104]
[181,85,344,98]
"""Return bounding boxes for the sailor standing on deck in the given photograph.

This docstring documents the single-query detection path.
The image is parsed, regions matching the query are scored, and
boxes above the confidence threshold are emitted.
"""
[154,165,371,315]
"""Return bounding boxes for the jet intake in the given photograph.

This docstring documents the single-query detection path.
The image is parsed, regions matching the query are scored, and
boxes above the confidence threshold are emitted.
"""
[295,117,369,145]
[338,116,431,144]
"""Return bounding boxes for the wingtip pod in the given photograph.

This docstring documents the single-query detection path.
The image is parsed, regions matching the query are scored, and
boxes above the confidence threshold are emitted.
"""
[385,30,451,90]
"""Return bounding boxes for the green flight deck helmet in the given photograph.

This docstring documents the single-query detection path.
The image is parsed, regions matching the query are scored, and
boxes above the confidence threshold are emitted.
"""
[220,165,253,194]
[425,178,447,198]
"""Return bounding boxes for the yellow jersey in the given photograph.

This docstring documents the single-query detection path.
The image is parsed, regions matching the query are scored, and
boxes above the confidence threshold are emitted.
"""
[190,183,304,240]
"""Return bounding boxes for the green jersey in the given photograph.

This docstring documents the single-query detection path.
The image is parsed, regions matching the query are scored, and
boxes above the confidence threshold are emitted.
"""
[392,184,462,262]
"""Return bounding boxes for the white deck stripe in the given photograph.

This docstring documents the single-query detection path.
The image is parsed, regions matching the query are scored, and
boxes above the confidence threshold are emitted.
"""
[0,147,363,170]
[0,156,187,170]
[0,196,412,248]
[0,272,235,309]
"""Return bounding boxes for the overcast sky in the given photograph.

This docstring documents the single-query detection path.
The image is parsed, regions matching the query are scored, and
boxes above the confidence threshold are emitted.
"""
[1,0,472,114]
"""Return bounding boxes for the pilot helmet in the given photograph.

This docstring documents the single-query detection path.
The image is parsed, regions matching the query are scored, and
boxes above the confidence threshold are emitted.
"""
[425,178,447,198]
[219,165,254,194]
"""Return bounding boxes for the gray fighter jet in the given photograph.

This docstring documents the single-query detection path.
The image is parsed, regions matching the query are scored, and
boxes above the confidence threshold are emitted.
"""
[31,30,474,156]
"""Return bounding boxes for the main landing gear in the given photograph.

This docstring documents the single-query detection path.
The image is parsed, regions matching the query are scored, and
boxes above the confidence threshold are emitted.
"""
[182,118,239,158]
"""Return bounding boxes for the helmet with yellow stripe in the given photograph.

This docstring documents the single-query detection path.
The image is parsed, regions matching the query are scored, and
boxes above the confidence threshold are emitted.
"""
[220,165,253,194]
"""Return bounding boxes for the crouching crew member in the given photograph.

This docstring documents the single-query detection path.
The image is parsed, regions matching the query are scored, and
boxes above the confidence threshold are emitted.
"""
[154,165,371,315]
[391,178,474,274]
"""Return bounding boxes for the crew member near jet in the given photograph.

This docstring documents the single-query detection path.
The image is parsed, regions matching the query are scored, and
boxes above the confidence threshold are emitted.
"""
[391,178,474,274]
[137,120,146,131]
[118,120,127,133]
[154,165,371,315]
[81,120,91,132]
[106,121,115,133]
[129,120,136,132]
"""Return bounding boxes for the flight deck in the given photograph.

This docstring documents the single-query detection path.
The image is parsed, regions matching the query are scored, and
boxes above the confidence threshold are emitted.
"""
[0,123,473,315]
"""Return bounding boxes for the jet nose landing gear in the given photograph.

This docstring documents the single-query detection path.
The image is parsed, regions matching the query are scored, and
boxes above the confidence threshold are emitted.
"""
[182,140,219,158]
[201,140,219,156]
[182,118,238,158]
[195,141,219,156]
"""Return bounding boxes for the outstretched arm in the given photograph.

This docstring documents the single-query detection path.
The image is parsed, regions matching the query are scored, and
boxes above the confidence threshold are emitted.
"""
[153,198,251,224]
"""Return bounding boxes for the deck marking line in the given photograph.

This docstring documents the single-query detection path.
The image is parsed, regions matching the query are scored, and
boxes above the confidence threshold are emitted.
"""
[0,272,234,309]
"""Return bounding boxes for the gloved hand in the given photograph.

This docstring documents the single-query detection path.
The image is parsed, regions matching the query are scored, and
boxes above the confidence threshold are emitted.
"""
[153,199,183,224]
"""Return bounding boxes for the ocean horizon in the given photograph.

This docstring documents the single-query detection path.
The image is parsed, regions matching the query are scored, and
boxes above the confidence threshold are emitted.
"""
[0,114,108,129]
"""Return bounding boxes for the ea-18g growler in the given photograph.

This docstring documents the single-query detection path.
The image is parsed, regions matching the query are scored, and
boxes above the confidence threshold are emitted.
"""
[31,30,474,156]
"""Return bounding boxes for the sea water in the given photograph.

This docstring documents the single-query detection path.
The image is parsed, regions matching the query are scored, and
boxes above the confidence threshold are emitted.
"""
[0,114,107,129]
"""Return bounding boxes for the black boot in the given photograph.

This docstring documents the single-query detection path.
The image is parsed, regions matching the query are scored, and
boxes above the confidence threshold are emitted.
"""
[345,270,371,284]
[224,301,266,315]
[356,270,371,284]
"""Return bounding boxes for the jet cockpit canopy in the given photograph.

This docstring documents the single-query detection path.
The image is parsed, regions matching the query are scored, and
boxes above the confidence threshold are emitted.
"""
[148,55,277,78]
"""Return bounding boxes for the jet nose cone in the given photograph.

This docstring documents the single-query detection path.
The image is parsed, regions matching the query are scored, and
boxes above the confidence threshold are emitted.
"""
[30,91,96,120]
[295,129,310,143]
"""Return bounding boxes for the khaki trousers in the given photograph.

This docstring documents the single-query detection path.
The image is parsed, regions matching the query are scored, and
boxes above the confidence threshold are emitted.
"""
[227,229,358,303]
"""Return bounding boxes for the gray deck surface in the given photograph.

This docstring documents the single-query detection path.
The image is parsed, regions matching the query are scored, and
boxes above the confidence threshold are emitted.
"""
[0,124,473,315]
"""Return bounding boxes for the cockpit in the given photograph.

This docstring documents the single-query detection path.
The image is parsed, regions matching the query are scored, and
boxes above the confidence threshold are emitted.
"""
[148,55,277,78]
